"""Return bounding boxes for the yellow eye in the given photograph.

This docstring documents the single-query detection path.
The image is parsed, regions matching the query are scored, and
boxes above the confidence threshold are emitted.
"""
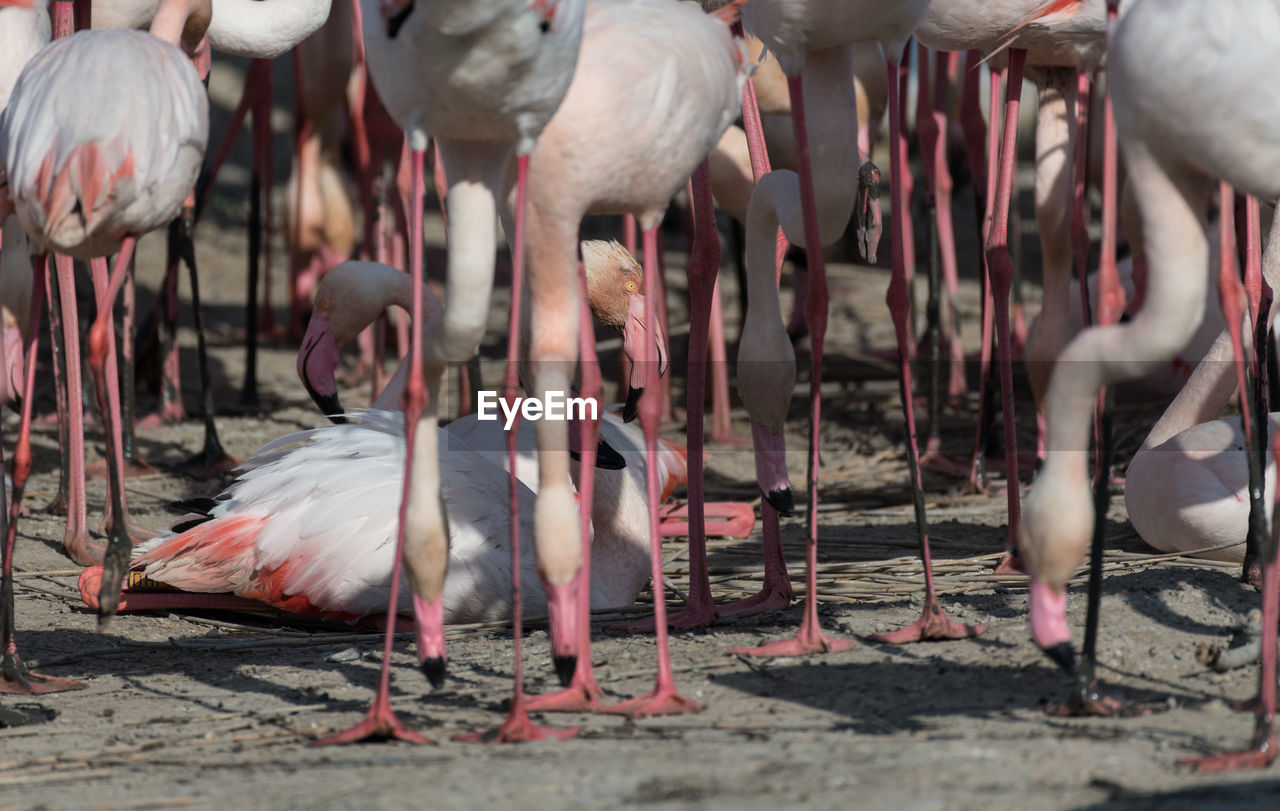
[625,281,638,292]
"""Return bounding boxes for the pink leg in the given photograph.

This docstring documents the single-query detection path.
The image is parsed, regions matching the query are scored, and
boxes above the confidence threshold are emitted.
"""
[1179,429,1279,771]
[139,246,186,426]
[54,255,96,564]
[729,73,855,658]
[457,153,577,742]
[967,58,1000,495]
[867,50,984,644]
[652,163,723,630]
[42,255,71,517]
[0,257,84,694]
[314,150,432,746]
[615,214,639,404]
[985,50,1027,566]
[601,226,701,716]
[933,52,966,403]
[525,266,610,713]
[88,239,149,622]
[118,251,153,476]
[1071,69,1093,327]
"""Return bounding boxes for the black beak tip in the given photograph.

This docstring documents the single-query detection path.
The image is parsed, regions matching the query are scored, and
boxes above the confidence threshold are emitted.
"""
[595,439,627,470]
[421,656,446,689]
[764,486,795,518]
[552,655,577,688]
[1043,642,1076,675]
[308,390,345,423]
[622,387,642,423]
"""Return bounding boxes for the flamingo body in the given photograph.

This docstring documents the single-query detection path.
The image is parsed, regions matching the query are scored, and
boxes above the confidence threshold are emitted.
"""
[111,408,683,623]
[360,0,585,152]
[0,29,207,259]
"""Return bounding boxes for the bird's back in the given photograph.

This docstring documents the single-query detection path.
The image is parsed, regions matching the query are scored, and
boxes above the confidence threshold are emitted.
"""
[1,29,208,258]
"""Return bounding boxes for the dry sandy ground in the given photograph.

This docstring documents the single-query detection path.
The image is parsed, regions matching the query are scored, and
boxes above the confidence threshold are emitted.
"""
[3,58,1280,811]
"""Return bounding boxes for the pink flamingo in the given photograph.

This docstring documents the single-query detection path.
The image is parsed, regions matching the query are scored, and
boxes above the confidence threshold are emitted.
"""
[1023,0,1280,770]
[732,0,986,656]
[77,406,688,625]
[325,0,587,743]
[489,0,746,719]
[0,0,209,693]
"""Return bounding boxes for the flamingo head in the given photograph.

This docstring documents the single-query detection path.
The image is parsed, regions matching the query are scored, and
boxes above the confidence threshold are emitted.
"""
[581,240,667,422]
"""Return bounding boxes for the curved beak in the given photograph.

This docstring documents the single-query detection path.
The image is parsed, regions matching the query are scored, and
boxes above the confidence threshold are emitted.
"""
[621,292,668,423]
[1028,576,1075,674]
[297,311,345,423]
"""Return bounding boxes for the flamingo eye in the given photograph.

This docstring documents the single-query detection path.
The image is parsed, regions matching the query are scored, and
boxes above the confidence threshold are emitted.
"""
[625,281,638,292]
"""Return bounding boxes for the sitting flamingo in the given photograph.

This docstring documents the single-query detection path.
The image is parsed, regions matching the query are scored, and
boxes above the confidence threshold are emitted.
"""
[78,406,687,628]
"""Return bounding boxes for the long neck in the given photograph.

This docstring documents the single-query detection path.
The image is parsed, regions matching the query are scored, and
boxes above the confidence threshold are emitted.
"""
[1140,209,1280,450]
[207,0,331,58]
[367,267,441,410]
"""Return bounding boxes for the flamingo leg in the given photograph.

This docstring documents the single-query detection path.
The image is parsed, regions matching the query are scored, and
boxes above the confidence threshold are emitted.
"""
[42,255,71,517]
[729,71,855,658]
[1071,69,1093,326]
[314,149,433,747]
[139,240,186,427]
[1243,197,1271,587]
[863,48,984,644]
[967,60,1000,495]
[1179,433,1280,772]
[118,250,153,476]
[89,238,145,622]
[176,214,240,479]
[0,257,84,694]
[457,153,577,742]
[986,48,1028,570]
[602,226,701,717]
[241,61,273,409]
[653,162,720,629]
[54,254,96,564]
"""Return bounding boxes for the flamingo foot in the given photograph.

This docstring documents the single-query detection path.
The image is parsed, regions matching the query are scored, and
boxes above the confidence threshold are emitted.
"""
[84,457,157,480]
[138,401,187,428]
[63,531,105,567]
[658,502,756,539]
[177,447,241,479]
[613,599,718,632]
[1045,680,1151,718]
[523,677,607,713]
[43,491,67,517]
[867,600,986,644]
[993,551,1026,575]
[312,694,433,746]
[601,683,701,718]
[920,444,975,478]
[728,615,857,658]
[714,580,794,618]
[454,705,579,744]
[1178,737,1277,773]
[708,426,755,448]
[0,653,86,695]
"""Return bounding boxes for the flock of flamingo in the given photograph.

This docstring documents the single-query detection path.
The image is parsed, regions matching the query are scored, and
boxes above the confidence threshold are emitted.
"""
[0,0,1277,773]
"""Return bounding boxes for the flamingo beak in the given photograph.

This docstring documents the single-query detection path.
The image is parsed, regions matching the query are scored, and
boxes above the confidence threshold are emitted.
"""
[297,310,344,422]
[380,0,414,37]
[751,420,795,516]
[621,292,668,423]
[1028,576,1075,674]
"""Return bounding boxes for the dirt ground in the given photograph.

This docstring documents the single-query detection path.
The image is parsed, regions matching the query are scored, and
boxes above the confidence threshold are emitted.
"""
[3,58,1280,811]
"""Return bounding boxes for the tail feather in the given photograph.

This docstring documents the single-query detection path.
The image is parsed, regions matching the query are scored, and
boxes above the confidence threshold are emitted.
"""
[983,0,1086,65]
[130,514,268,594]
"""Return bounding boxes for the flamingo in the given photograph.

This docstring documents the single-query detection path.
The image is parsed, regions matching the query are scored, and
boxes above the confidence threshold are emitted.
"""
[1023,0,1280,769]
[337,0,587,745]
[76,406,687,625]
[1124,329,1269,565]
[912,0,1118,531]
[0,0,209,693]
[732,0,987,656]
